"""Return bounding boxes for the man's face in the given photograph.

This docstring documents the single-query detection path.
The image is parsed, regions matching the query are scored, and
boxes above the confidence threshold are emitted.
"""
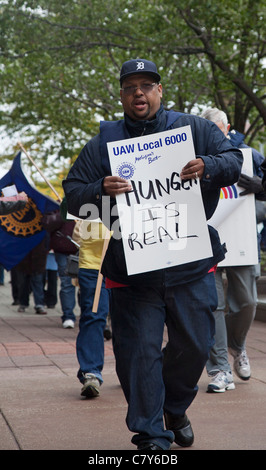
[120,73,162,121]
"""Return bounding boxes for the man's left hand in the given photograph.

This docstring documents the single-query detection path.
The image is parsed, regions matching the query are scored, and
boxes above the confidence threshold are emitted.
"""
[180,158,204,180]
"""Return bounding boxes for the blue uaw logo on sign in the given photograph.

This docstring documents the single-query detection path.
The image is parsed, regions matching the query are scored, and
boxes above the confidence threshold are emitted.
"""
[117,162,135,180]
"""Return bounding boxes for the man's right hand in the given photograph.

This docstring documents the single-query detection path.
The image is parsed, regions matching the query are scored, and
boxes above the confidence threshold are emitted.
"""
[103,176,132,198]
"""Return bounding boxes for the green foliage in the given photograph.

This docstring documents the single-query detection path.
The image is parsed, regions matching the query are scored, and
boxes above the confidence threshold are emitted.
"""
[0,0,265,179]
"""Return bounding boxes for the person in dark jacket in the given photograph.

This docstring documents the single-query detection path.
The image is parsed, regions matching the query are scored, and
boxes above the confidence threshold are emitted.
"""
[63,59,243,451]
[260,159,266,191]
[16,236,48,315]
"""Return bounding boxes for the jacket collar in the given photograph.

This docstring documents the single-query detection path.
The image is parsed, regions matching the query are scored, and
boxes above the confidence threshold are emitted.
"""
[124,104,167,137]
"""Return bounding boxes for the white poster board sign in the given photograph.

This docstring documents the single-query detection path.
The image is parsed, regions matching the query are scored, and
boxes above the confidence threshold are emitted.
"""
[209,148,258,266]
[107,126,213,275]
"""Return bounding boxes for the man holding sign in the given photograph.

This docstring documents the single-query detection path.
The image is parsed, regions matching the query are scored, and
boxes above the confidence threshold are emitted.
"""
[63,59,242,450]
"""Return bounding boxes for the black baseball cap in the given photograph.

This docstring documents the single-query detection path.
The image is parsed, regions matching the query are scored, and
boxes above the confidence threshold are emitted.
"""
[120,59,161,85]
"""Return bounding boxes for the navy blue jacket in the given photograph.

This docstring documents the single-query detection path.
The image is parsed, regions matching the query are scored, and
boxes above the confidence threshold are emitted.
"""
[228,129,264,179]
[63,106,243,287]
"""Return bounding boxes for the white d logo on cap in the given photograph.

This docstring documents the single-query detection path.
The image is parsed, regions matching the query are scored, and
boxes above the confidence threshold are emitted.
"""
[136,61,145,70]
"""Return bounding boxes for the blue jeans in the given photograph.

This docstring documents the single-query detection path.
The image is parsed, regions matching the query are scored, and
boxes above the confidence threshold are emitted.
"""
[31,273,46,308]
[55,252,76,323]
[77,268,110,384]
[110,272,217,449]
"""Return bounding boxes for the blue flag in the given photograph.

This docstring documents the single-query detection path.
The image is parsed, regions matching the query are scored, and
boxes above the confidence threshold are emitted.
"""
[0,152,59,270]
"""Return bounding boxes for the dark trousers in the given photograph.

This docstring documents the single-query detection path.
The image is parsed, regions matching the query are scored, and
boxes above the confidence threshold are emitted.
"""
[110,272,217,449]
[17,271,45,308]
[11,267,19,302]
[43,270,58,307]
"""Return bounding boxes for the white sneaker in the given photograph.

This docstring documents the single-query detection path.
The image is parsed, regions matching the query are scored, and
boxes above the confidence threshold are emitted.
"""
[81,373,100,398]
[229,348,251,380]
[207,371,235,393]
[62,319,75,329]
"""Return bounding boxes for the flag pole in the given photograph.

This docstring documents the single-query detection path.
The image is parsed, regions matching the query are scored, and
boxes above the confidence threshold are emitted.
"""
[18,142,62,202]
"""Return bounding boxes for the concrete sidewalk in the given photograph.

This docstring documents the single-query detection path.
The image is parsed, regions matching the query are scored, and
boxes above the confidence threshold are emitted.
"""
[0,273,266,452]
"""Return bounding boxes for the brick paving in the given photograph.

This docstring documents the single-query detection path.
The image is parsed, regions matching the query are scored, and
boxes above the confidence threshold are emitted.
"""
[0,272,266,452]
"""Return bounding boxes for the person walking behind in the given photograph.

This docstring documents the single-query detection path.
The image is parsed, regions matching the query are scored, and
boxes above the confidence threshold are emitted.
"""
[72,219,110,398]
[51,219,78,328]
[201,107,265,392]
[42,209,78,329]
[16,237,48,315]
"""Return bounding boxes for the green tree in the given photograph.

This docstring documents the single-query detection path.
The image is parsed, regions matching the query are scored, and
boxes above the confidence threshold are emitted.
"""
[0,0,265,180]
